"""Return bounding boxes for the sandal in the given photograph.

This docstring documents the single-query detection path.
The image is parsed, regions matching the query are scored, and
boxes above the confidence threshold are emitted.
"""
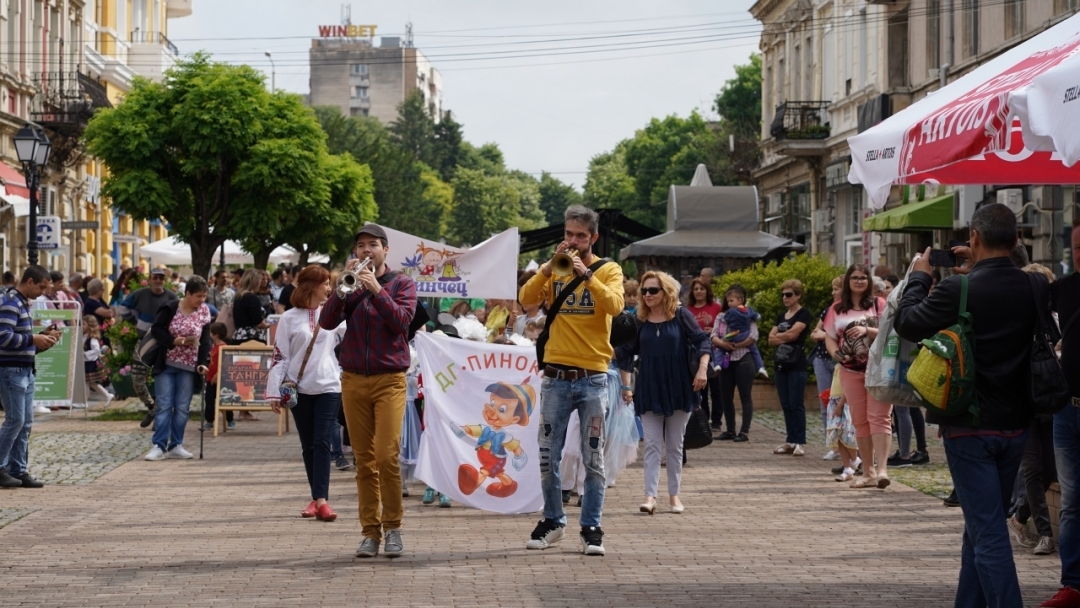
[849,476,879,489]
[774,443,794,455]
[876,476,891,489]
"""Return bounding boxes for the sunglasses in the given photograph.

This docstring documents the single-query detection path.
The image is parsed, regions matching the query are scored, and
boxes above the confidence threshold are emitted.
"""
[781,292,795,298]
[641,287,662,296]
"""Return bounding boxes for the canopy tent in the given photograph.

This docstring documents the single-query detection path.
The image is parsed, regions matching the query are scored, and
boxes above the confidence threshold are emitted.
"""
[621,178,803,260]
[848,12,1080,209]
[862,193,953,233]
[139,236,299,266]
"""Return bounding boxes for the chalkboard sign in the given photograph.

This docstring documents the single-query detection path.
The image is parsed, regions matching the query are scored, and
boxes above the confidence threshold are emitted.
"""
[216,345,273,407]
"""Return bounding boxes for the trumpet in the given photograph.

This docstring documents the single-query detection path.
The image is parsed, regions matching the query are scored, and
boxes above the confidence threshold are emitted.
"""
[337,257,373,296]
[550,248,580,276]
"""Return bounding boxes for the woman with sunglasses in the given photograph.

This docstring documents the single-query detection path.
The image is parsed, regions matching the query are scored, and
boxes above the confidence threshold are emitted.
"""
[767,280,813,457]
[616,271,711,514]
[824,264,890,489]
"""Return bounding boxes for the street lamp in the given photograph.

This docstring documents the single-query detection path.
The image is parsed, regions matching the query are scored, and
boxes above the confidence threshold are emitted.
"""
[14,124,50,266]
[265,51,275,92]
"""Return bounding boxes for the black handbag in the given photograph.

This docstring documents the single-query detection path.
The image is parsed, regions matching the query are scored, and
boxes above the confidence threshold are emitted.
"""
[535,258,610,369]
[683,405,713,449]
[1026,273,1070,416]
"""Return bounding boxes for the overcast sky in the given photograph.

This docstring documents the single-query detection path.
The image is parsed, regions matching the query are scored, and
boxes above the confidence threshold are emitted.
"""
[168,1,761,189]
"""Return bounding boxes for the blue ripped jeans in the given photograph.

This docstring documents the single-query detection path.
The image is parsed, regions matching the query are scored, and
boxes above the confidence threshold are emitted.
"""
[537,373,608,528]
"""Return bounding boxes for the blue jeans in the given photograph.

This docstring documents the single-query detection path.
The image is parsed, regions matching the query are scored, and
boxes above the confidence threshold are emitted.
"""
[0,367,35,476]
[291,392,341,501]
[1055,406,1080,589]
[811,356,834,432]
[944,431,1028,608]
[152,366,195,451]
[537,373,608,528]
[774,369,807,445]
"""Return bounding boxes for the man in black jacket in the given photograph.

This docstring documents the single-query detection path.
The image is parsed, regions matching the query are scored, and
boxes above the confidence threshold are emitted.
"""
[895,203,1040,608]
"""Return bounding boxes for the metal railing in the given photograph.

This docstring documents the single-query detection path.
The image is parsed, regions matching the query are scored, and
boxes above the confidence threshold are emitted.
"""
[769,101,831,140]
[130,31,179,56]
[30,71,112,130]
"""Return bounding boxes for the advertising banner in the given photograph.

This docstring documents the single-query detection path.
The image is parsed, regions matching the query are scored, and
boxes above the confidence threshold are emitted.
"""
[31,306,81,406]
[216,346,274,407]
[413,332,543,515]
[382,226,519,300]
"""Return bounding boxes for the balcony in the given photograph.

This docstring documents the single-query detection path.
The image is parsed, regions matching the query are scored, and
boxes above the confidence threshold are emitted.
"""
[769,101,831,156]
[30,71,112,134]
[129,32,180,82]
[167,0,193,19]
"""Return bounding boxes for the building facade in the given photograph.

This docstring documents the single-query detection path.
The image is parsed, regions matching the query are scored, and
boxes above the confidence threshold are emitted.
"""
[751,0,1080,275]
[309,33,442,123]
[0,0,190,281]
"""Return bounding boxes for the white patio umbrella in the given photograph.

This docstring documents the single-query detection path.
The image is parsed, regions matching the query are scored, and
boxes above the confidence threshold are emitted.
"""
[849,12,1080,208]
[140,236,296,266]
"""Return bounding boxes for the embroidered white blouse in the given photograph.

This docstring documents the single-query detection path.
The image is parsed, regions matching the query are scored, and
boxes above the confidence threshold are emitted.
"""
[265,306,346,398]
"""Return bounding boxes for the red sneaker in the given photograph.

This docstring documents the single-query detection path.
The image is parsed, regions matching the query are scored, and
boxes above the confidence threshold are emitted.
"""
[301,500,318,518]
[1042,587,1080,608]
[315,502,337,522]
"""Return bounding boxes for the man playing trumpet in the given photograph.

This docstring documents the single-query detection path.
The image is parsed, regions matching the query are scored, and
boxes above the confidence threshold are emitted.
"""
[320,223,416,559]
[519,205,624,556]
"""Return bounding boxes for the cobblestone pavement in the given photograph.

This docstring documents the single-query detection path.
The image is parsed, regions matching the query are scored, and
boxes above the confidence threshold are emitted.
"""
[0,507,36,529]
[0,415,1063,607]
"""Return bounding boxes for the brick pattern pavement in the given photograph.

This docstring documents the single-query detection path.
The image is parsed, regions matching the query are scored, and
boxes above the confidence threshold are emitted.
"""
[0,415,1063,607]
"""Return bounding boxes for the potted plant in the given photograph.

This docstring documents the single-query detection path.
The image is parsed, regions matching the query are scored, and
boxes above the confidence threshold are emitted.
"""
[101,319,154,399]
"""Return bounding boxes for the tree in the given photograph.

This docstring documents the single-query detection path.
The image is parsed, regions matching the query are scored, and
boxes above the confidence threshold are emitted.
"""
[432,113,465,182]
[714,54,763,141]
[458,141,506,176]
[285,154,377,266]
[387,90,435,164]
[538,172,582,225]
[448,168,521,246]
[84,54,332,277]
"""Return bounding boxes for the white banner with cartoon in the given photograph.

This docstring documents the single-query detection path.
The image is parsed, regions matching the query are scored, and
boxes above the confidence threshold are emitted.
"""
[414,332,543,515]
[384,226,519,300]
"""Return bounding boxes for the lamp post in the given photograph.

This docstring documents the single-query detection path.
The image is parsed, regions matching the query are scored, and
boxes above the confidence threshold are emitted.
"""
[14,125,51,266]
[265,51,275,92]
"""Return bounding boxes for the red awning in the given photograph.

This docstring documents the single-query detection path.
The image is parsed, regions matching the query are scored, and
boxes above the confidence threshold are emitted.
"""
[0,163,29,198]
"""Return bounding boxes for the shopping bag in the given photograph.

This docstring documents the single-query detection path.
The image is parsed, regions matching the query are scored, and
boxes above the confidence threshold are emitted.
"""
[867,259,923,407]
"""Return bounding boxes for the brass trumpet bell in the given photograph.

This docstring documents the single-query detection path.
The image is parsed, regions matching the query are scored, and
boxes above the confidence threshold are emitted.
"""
[337,257,372,297]
[551,248,579,276]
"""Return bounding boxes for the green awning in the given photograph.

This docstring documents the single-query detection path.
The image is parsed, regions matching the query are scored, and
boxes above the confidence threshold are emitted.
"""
[862,193,954,232]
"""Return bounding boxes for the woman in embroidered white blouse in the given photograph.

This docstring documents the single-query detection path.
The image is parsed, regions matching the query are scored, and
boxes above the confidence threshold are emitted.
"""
[266,265,346,522]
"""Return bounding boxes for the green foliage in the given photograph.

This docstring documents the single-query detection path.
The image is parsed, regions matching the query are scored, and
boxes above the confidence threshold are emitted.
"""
[713,254,845,370]
[448,167,523,246]
[458,141,507,176]
[101,319,142,384]
[713,54,762,140]
[388,90,436,165]
[538,171,583,224]
[84,54,356,276]
[284,153,377,266]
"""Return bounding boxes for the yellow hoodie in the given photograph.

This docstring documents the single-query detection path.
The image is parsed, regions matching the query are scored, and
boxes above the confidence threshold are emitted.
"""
[519,260,624,373]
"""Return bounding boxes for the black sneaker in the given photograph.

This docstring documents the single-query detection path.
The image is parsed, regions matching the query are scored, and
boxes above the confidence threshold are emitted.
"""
[910,450,931,465]
[715,431,736,441]
[526,518,565,550]
[887,451,913,468]
[15,473,44,488]
[943,489,961,508]
[732,433,749,443]
[562,490,571,505]
[0,471,22,488]
[581,526,605,556]
[335,457,355,471]
[831,465,845,475]
[140,409,155,429]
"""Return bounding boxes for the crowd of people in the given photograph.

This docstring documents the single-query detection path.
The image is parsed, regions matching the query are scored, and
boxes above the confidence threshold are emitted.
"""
[0,203,1077,607]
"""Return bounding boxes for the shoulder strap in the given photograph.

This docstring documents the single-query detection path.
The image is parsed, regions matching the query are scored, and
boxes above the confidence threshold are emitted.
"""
[1062,307,1080,341]
[959,275,969,317]
[296,318,321,383]
[1026,272,1057,341]
[541,258,612,333]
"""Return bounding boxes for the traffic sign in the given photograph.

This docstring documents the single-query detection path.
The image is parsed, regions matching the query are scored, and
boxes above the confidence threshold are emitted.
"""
[62,220,99,230]
[35,216,61,250]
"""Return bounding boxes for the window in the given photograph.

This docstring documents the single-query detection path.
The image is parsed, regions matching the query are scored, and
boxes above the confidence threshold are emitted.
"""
[927,0,941,72]
[350,63,368,75]
[352,86,368,98]
[1055,0,1079,15]
[858,8,868,88]
[963,0,979,59]
[849,189,862,237]
[793,44,802,100]
[1005,0,1025,39]
[349,108,368,117]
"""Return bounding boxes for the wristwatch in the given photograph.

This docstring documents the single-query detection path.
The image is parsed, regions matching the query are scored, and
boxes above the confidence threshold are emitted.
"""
[582,269,594,283]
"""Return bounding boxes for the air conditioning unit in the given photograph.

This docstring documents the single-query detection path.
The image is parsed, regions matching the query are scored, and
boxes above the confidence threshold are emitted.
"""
[997,188,1024,214]
[767,192,782,216]
[1033,212,1054,237]
[953,185,982,229]
[813,208,832,233]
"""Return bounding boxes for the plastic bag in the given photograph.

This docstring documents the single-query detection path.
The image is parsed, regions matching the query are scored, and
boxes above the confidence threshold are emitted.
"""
[605,400,640,485]
[867,258,923,407]
[399,400,422,481]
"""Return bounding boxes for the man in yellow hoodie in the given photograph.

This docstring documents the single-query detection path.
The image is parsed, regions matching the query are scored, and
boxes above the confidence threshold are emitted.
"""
[519,205,624,556]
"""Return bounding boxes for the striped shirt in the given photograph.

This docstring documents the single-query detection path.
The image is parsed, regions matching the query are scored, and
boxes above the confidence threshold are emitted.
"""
[0,288,36,368]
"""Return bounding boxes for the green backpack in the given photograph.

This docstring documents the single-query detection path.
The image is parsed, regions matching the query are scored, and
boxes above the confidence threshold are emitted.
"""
[906,275,979,424]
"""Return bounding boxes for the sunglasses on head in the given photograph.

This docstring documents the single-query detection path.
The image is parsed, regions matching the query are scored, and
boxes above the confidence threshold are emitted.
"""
[641,287,662,296]
[781,292,795,298]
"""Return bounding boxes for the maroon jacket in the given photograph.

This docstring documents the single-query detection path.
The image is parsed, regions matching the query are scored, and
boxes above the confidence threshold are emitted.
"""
[319,271,416,375]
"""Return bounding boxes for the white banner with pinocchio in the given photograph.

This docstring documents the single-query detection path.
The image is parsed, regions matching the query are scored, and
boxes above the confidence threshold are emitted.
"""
[413,331,543,515]
[382,225,519,301]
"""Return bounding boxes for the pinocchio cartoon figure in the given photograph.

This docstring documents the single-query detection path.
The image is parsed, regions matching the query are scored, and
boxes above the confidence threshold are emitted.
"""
[452,379,534,497]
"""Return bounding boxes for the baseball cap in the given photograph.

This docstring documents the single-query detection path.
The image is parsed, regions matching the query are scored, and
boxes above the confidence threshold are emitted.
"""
[353,223,388,243]
[150,268,167,276]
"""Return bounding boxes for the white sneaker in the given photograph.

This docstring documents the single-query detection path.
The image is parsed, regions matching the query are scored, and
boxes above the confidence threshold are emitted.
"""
[33,405,51,415]
[167,445,194,459]
[835,467,855,482]
[853,456,862,470]
[756,368,769,379]
[145,446,167,461]
[823,450,840,461]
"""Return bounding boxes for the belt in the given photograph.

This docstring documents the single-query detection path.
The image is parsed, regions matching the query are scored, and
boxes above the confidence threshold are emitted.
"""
[544,365,605,380]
